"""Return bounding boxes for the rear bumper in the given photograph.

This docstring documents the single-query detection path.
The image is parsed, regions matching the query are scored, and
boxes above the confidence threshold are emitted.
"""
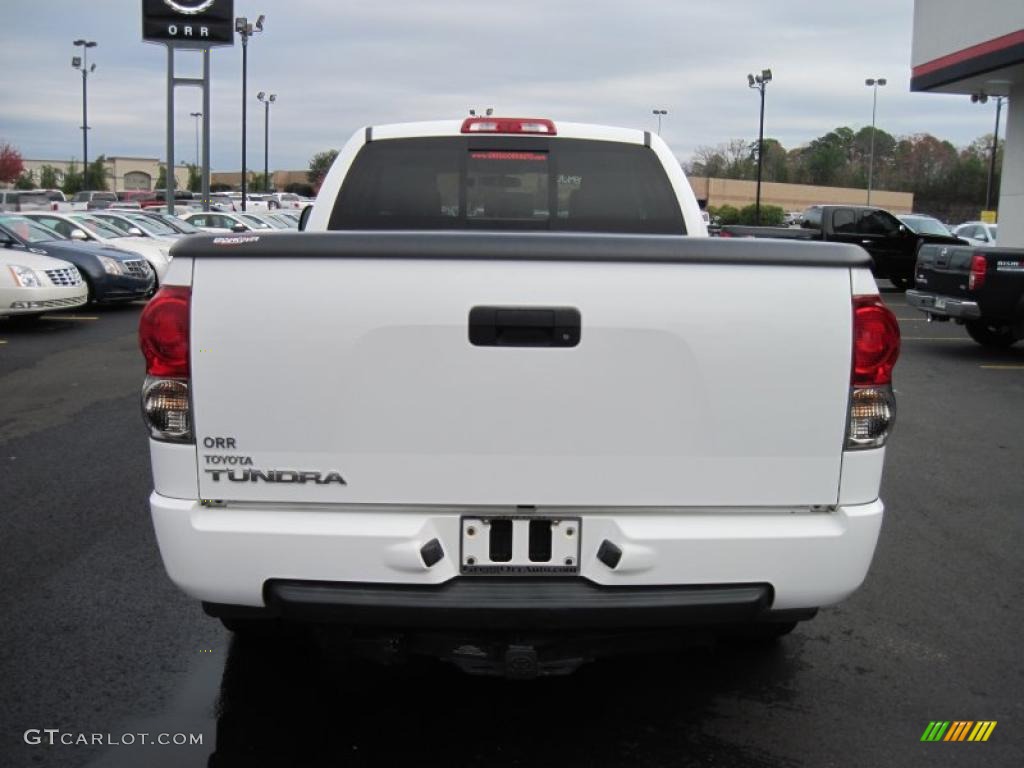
[202,580,815,629]
[906,289,981,319]
[150,494,885,616]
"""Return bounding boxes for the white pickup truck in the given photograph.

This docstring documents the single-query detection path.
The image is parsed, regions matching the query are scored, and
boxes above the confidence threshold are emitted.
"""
[140,117,901,677]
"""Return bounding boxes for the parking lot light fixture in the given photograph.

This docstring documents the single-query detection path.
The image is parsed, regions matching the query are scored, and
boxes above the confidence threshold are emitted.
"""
[190,112,203,168]
[72,40,98,189]
[865,77,887,205]
[971,93,1004,212]
[652,109,668,136]
[747,68,771,224]
[257,92,276,192]
[235,15,265,210]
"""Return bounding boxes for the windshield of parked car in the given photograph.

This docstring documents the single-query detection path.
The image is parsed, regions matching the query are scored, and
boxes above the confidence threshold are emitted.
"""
[69,214,129,239]
[0,214,67,243]
[239,214,274,229]
[156,215,201,234]
[122,213,178,236]
[900,215,952,236]
[329,137,685,234]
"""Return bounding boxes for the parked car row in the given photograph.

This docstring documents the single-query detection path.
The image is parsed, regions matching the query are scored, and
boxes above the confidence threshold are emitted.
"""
[0,204,307,322]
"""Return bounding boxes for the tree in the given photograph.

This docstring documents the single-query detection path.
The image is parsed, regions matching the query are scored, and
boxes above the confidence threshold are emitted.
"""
[61,161,84,196]
[187,164,202,193]
[689,145,728,178]
[307,149,339,191]
[0,141,24,183]
[13,170,35,189]
[739,203,784,225]
[710,204,740,225]
[38,165,61,189]
[84,155,109,191]
[156,164,167,190]
[249,171,271,192]
[751,138,788,183]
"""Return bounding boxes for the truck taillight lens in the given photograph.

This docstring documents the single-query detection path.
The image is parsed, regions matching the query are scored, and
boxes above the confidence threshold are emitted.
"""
[968,254,987,290]
[142,377,192,442]
[139,286,192,442]
[139,286,191,377]
[852,296,900,386]
[847,295,900,450]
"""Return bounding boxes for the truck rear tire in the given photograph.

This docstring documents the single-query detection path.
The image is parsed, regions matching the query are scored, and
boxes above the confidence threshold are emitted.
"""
[965,321,1019,348]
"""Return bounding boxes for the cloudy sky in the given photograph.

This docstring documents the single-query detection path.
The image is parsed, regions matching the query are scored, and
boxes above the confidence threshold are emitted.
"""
[0,0,1005,173]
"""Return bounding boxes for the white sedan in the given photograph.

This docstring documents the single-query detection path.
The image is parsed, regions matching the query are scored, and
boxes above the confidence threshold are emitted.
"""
[954,221,998,246]
[0,245,87,319]
[181,211,280,233]
[20,212,173,283]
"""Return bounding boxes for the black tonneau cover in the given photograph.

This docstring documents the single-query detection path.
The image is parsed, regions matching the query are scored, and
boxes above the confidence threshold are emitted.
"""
[171,231,871,268]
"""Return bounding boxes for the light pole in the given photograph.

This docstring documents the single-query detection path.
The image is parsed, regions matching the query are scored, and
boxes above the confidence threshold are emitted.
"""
[747,68,772,224]
[972,93,1004,212]
[865,77,887,204]
[257,92,276,192]
[190,111,203,167]
[72,40,97,189]
[652,109,667,135]
[235,14,265,210]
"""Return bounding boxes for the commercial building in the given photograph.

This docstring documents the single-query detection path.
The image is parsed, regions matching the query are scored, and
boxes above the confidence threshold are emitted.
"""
[688,177,913,215]
[912,2,1024,245]
[18,157,189,193]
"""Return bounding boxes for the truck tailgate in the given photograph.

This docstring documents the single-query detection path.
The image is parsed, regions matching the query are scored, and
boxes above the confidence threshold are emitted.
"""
[189,235,856,507]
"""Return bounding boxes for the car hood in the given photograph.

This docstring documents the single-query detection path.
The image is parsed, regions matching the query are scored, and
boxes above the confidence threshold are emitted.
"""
[7,239,110,266]
[0,247,79,271]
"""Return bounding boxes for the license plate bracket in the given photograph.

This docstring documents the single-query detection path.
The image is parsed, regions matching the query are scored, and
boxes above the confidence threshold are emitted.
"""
[460,516,581,575]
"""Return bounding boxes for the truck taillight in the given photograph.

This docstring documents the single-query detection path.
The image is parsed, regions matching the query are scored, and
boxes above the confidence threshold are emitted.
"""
[460,117,557,135]
[847,295,900,450]
[968,254,987,290]
[139,286,192,442]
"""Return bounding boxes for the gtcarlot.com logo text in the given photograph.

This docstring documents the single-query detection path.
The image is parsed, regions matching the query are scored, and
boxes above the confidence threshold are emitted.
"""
[24,729,203,747]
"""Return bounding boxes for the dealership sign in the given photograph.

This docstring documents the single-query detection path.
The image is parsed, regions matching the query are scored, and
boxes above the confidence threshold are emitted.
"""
[142,0,235,47]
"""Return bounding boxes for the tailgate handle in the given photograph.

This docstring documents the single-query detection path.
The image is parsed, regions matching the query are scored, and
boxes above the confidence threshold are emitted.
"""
[469,306,581,347]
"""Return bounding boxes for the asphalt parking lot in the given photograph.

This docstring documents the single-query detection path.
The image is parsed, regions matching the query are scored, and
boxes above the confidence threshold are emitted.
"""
[1,288,1022,768]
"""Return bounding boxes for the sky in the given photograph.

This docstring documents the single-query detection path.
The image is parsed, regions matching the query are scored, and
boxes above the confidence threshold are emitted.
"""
[0,0,1007,174]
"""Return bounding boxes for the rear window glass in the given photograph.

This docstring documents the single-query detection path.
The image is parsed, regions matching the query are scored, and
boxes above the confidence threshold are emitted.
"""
[329,137,684,234]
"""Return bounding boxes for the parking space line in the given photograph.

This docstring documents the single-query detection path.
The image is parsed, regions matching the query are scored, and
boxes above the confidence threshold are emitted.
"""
[0,340,7,345]
[41,315,99,321]
[980,364,1024,370]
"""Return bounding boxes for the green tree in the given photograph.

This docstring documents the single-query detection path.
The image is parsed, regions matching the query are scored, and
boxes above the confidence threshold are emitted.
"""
[61,161,84,196]
[156,164,167,190]
[307,149,339,191]
[187,164,202,193]
[13,170,35,189]
[38,165,61,189]
[84,155,109,190]
[738,203,784,225]
[249,171,271,192]
[713,204,740,225]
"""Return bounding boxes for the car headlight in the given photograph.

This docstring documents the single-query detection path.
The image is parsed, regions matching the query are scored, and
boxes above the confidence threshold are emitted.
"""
[8,265,43,288]
[97,255,126,275]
